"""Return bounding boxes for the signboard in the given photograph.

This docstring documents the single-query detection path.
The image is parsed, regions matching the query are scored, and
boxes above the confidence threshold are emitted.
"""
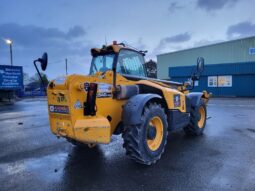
[249,48,255,55]
[208,76,217,87]
[218,75,232,87]
[208,75,232,87]
[0,65,23,90]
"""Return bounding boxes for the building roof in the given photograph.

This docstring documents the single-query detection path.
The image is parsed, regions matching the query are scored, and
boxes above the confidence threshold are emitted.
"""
[157,36,255,57]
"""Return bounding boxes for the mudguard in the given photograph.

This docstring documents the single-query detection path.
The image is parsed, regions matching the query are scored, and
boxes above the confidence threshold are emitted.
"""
[122,94,162,126]
[186,92,203,111]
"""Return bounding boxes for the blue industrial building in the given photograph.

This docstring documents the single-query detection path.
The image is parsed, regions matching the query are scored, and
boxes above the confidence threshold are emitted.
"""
[157,36,255,97]
[169,62,255,97]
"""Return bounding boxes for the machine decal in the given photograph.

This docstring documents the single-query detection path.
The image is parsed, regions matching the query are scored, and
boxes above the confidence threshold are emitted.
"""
[97,92,112,98]
[174,94,181,107]
[49,105,69,114]
[74,100,83,109]
[97,83,112,98]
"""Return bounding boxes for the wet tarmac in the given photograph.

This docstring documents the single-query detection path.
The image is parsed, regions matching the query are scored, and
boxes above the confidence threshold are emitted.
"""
[0,98,255,191]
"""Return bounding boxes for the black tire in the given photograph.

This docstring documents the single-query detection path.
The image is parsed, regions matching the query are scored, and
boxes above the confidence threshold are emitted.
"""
[184,99,207,136]
[122,102,168,165]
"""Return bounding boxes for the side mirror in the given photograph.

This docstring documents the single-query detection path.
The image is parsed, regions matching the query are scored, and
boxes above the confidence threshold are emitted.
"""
[33,52,48,92]
[197,57,204,73]
[37,52,48,71]
[187,57,205,90]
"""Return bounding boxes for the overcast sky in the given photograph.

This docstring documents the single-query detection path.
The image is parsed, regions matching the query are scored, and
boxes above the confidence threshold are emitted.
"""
[0,0,254,79]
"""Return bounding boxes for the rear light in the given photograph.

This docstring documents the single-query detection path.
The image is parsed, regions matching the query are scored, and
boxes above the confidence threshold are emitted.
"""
[84,83,98,116]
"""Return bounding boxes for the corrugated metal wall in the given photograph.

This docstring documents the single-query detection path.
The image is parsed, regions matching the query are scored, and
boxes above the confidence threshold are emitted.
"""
[157,36,255,79]
[169,62,255,97]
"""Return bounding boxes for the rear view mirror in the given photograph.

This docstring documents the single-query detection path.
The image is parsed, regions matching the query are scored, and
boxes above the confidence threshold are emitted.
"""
[187,57,205,90]
[197,57,204,73]
[33,52,48,92]
[37,52,48,71]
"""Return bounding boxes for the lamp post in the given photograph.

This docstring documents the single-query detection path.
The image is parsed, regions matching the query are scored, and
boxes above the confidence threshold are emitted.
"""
[5,39,13,66]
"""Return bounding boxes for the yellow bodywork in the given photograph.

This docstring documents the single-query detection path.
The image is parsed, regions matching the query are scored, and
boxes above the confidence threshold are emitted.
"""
[46,43,209,145]
[47,70,190,145]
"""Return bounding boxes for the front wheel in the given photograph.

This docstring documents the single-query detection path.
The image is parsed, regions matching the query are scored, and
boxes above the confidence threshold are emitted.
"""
[122,102,168,165]
[184,99,207,136]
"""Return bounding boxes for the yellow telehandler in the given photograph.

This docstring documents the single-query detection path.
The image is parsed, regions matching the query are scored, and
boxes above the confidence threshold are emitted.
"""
[33,41,209,165]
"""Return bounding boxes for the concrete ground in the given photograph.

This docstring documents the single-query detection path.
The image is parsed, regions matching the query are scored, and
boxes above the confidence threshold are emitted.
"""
[0,98,255,191]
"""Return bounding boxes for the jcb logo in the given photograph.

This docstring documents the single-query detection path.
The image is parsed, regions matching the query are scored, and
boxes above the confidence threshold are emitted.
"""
[57,95,66,103]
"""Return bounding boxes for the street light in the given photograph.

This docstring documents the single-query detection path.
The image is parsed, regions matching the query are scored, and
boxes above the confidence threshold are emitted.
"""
[5,39,13,66]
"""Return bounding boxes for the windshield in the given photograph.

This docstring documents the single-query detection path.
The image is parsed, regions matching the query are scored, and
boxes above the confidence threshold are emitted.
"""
[90,54,115,75]
[116,49,146,77]
[89,49,146,77]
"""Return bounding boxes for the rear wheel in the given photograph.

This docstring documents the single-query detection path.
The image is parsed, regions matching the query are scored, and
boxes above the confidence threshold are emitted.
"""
[184,99,207,136]
[122,103,168,165]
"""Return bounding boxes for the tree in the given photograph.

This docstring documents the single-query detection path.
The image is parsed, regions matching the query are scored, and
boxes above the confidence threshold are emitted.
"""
[145,59,157,78]
[23,72,30,85]
[27,73,49,90]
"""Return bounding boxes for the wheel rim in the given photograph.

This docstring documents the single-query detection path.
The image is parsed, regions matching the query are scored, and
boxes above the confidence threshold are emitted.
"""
[147,116,163,151]
[198,106,206,128]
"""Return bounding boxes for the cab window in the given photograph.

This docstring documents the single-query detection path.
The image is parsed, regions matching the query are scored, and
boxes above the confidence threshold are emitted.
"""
[116,49,146,77]
[90,54,115,75]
